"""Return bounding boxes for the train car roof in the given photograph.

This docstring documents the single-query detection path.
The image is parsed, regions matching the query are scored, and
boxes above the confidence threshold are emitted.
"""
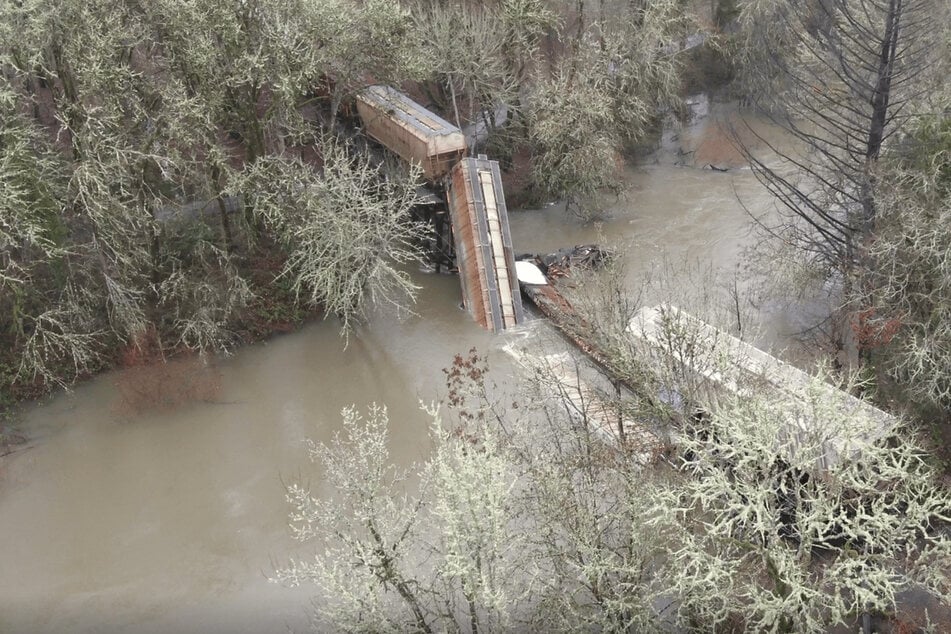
[358,85,463,137]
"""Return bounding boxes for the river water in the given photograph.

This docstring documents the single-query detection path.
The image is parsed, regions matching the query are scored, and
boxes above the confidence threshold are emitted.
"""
[0,102,786,633]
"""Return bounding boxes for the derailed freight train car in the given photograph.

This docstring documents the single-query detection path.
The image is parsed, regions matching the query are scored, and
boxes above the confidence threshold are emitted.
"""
[627,304,895,472]
[448,155,524,331]
[355,85,466,182]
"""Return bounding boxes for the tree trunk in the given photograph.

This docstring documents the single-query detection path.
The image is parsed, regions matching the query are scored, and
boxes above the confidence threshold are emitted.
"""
[210,163,234,250]
[862,0,902,233]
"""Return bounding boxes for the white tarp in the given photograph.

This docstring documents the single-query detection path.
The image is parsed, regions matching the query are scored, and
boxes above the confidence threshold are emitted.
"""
[515,260,547,285]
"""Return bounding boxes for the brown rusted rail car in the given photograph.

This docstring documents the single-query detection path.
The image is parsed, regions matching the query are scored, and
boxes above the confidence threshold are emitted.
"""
[355,85,467,182]
[448,155,524,331]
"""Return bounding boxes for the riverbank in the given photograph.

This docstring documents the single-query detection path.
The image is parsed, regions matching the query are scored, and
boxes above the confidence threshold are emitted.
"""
[0,238,322,449]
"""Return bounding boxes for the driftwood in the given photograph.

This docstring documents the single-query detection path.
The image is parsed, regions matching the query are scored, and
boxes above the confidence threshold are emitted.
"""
[515,244,609,279]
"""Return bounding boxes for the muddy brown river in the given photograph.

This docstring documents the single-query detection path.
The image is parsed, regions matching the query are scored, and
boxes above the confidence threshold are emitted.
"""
[0,102,788,633]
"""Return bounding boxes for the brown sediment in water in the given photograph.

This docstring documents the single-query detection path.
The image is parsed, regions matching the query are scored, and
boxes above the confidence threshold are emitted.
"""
[692,117,748,168]
[112,354,223,419]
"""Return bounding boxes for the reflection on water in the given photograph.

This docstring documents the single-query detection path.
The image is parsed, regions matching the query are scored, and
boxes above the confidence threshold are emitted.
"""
[0,102,784,633]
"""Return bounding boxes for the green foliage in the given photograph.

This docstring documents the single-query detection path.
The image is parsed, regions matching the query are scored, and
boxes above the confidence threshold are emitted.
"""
[906,113,951,193]
[498,0,557,74]
[410,0,686,215]
[314,0,427,117]
[528,62,625,211]
[414,1,519,128]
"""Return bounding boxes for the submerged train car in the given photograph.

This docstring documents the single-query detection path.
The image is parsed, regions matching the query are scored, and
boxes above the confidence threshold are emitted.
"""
[627,304,895,471]
[448,155,524,331]
[355,85,466,181]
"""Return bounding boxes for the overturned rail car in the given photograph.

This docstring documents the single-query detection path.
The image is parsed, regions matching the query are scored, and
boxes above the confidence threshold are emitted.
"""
[628,304,896,471]
[355,85,466,181]
[448,156,524,331]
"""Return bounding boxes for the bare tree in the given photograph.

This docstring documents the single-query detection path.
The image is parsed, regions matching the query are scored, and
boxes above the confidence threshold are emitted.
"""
[274,402,532,633]
[276,342,675,632]
[737,0,941,273]
[276,336,951,632]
